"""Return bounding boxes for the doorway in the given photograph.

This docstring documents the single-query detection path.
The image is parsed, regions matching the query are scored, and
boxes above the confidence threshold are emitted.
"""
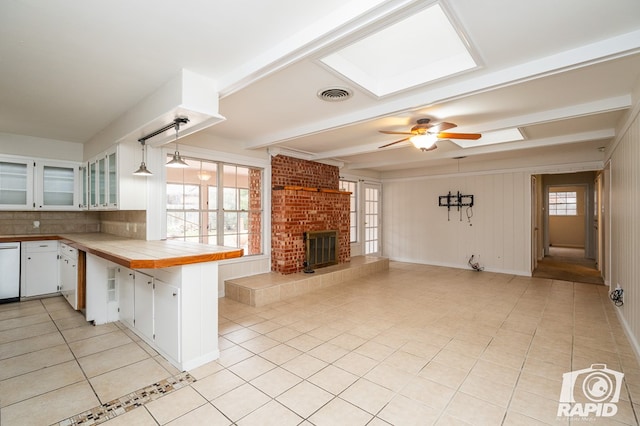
[532,171,604,284]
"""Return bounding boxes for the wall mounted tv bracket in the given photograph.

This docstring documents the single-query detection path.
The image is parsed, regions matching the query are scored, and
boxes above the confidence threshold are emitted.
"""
[438,191,474,222]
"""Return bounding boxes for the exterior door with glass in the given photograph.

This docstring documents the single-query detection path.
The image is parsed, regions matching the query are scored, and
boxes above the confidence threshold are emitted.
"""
[364,183,381,255]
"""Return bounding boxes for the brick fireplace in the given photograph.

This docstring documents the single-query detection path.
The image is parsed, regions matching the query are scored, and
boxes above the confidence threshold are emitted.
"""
[271,155,350,274]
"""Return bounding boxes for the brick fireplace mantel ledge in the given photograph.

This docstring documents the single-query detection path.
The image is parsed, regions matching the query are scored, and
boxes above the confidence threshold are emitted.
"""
[272,185,351,195]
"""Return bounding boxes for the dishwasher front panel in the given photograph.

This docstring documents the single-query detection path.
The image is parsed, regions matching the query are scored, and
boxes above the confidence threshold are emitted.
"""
[0,242,21,302]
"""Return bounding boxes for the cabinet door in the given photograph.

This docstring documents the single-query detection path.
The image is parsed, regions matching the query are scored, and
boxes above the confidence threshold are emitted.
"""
[85,254,107,323]
[98,156,107,208]
[117,267,135,328]
[134,272,154,342]
[23,248,59,297]
[35,162,79,210]
[79,165,88,209]
[89,161,97,208]
[154,279,180,362]
[0,159,33,210]
[60,255,78,309]
[106,148,118,208]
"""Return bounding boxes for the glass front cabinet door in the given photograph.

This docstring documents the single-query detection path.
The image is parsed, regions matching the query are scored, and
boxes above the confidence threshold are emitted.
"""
[34,161,80,210]
[0,159,33,209]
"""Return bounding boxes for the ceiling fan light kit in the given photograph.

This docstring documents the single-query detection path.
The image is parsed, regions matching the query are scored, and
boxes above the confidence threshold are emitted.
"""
[409,133,438,151]
[378,118,481,151]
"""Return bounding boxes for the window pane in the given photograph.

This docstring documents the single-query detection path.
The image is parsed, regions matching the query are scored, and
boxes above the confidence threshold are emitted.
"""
[224,212,237,234]
[223,188,237,210]
[239,188,249,210]
[208,186,217,210]
[166,211,185,239]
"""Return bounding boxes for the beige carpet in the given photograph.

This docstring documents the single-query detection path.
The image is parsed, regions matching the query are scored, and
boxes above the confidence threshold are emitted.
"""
[533,250,604,285]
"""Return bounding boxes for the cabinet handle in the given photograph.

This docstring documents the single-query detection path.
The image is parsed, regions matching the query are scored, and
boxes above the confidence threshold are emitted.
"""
[173,292,177,297]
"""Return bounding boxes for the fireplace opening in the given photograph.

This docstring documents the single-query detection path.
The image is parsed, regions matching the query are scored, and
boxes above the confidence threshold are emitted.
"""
[304,230,338,270]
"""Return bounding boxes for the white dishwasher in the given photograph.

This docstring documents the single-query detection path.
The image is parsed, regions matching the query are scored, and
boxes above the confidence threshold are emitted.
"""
[0,242,21,303]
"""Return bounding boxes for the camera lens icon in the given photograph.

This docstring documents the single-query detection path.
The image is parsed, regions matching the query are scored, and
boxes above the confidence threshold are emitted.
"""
[559,364,625,404]
[582,371,614,402]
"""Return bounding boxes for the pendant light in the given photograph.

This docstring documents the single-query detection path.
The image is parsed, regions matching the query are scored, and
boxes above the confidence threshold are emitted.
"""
[133,140,153,176]
[166,120,189,168]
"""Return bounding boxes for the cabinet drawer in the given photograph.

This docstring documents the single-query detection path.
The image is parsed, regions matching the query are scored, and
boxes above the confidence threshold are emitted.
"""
[24,241,58,252]
[59,242,78,259]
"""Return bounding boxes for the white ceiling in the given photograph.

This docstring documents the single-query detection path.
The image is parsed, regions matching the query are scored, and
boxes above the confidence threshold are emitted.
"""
[1,0,640,174]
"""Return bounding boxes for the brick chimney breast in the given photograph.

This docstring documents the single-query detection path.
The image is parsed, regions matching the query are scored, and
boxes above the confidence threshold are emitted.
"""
[271,155,350,274]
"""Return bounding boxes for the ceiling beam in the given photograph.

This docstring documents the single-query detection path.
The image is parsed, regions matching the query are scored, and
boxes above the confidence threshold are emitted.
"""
[344,129,615,170]
[243,29,640,150]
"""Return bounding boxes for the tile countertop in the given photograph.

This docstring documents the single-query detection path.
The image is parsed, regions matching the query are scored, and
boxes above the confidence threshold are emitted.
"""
[0,233,244,269]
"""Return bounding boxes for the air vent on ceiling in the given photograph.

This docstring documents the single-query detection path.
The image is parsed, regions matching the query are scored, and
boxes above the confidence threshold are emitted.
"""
[317,87,353,102]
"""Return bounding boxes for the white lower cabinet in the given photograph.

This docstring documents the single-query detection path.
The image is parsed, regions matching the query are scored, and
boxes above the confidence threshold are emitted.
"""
[86,256,218,371]
[21,241,59,297]
[85,254,119,325]
[112,267,181,363]
[117,267,135,328]
[133,271,154,342]
[152,279,180,362]
[59,243,78,309]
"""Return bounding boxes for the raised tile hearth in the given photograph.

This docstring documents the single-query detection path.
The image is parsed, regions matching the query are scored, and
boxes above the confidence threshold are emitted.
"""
[225,256,389,307]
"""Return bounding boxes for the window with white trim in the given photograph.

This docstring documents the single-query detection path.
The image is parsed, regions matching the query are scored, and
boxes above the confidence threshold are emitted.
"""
[549,191,577,216]
[166,156,263,255]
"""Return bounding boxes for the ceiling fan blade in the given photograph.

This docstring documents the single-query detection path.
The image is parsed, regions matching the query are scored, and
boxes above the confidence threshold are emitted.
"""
[379,137,409,148]
[379,130,413,135]
[428,122,457,132]
[436,132,481,140]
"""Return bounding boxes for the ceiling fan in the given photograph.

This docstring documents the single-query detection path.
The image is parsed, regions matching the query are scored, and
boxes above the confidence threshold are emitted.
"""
[378,118,481,151]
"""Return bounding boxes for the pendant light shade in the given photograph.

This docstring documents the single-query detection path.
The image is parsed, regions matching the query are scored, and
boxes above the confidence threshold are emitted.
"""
[133,162,153,176]
[133,140,153,176]
[166,120,189,168]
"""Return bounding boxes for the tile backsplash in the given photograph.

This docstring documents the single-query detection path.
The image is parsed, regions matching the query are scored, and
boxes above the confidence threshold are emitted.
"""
[99,210,146,239]
[0,210,147,239]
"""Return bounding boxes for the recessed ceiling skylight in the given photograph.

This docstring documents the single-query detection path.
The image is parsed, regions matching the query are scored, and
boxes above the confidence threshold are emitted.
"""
[320,3,477,97]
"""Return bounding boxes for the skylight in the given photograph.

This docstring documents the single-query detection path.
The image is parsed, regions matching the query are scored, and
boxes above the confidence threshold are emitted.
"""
[320,3,477,97]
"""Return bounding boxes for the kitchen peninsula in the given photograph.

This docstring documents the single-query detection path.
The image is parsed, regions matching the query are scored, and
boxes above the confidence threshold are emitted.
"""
[0,232,243,371]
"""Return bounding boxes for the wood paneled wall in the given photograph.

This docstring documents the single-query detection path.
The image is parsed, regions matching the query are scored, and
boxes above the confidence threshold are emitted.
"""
[610,108,640,351]
[383,171,530,275]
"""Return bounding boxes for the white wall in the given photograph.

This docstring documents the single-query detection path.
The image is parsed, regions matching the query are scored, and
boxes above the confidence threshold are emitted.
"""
[0,132,83,162]
[383,171,530,275]
[609,97,640,355]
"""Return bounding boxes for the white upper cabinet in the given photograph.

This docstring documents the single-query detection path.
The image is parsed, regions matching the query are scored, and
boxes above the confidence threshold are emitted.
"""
[0,158,33,209]
[34,160,81,210]
[87,143,146,210]
[0,156,81,210]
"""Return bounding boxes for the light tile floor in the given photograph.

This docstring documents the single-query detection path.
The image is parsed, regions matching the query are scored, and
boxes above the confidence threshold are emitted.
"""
[1,262,639,425]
